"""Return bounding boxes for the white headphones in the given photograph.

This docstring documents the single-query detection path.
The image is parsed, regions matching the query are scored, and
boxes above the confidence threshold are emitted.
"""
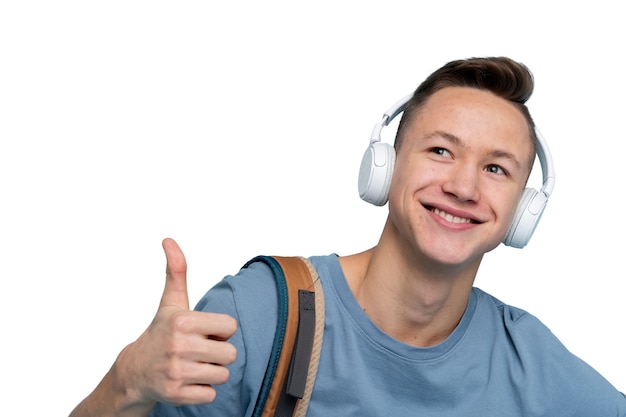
[358,94,556,248]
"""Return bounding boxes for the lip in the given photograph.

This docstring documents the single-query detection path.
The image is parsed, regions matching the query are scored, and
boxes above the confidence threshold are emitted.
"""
[423,203,483,228]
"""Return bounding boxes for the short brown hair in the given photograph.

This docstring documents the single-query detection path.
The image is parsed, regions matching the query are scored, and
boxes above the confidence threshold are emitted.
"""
[395,57,537,157]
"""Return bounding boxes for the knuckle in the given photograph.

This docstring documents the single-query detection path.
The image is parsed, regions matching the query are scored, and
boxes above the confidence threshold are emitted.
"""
[198,387,217,404]
[162,336,186,359]
[170,310,193,333]
[223,315,238,334]
[210,313,237,335]
[212,366,230,385]
[205,389,218,403]
[162,359,184,382]
[224,344,237,365]
[159,381,185,405]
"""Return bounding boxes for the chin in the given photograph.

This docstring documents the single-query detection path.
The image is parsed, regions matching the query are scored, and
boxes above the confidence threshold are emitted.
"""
[418,243,474,267]
[418,238,497,269]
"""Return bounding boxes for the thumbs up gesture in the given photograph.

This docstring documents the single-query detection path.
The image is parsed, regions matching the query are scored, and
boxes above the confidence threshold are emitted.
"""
[116,238,238,409]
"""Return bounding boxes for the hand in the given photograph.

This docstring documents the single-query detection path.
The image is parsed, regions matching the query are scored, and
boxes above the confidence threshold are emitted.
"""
[119,238,238,407]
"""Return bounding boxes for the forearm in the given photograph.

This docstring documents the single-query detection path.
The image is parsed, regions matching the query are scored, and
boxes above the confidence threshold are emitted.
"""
[69,345,155,417]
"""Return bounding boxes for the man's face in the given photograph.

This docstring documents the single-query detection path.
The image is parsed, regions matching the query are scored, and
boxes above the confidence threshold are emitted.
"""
[387,86,533,268]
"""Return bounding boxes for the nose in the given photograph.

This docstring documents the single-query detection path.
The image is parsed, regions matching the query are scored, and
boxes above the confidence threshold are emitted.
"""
[441,164,480,202]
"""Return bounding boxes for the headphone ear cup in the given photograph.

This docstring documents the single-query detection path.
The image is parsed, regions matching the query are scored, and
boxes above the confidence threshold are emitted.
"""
[358,142,396,206]
[504,187,549,248]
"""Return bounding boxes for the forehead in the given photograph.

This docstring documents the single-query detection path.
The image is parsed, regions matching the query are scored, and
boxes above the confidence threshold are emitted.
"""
[405,87,534,167]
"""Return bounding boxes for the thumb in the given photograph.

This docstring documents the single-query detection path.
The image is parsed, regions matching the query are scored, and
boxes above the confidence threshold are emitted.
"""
[159,237,190,310]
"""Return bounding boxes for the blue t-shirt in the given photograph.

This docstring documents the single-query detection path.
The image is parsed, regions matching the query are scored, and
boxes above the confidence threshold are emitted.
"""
[151,254,626,416]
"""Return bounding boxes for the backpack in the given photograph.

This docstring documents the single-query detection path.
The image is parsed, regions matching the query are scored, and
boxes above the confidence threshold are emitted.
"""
[242,256,325,417]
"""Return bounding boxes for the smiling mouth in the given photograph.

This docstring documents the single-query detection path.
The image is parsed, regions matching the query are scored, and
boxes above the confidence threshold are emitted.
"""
[430,207,478,224]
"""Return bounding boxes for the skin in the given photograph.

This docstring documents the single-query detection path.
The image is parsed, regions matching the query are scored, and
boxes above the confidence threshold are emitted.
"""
[340,86,534,347]
[70,86,534,416]
[70,238,238,417]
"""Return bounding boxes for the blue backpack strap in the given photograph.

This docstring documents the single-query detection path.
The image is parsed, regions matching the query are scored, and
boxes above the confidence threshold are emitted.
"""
[243,256,290,417]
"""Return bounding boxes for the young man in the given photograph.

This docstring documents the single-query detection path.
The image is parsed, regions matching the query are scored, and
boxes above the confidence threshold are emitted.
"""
[71,57,626,416]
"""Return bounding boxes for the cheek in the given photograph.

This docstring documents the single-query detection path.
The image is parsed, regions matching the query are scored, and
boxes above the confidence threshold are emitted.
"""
[496,189,525,231]
[387,168,403,202]
[388,155,435,200]
[387,162,419,208]
[387,162,417,223]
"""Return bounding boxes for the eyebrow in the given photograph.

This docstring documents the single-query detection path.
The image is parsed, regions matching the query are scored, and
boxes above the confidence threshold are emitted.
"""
[424,130,524,171]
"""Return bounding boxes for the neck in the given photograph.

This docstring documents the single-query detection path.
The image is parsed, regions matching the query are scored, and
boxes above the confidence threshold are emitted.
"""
[339,220,481,347]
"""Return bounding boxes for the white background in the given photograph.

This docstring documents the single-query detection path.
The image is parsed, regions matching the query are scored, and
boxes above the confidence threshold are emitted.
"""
[1,1,624,414]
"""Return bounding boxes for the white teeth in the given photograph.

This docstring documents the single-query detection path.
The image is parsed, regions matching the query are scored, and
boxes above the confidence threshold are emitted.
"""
[432,208,472,224]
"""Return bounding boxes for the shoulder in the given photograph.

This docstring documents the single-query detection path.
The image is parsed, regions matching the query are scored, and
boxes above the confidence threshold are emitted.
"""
[193,254,338,325]
[472,288,626,413]
[472,287,544,328]
[472,287,570,359]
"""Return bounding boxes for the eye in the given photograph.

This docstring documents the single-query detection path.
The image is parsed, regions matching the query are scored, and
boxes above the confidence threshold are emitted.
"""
[485,164,506,175]
[431,147,452,158]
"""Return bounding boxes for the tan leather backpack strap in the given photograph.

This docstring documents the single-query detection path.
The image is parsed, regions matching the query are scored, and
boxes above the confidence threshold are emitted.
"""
[245,255,324,417]
[262,256,315,417]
